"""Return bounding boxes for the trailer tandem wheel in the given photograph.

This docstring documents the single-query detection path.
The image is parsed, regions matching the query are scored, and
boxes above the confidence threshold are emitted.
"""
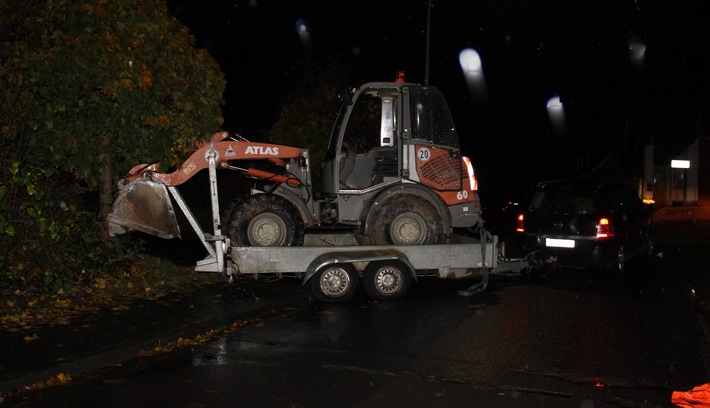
[310,263,359,302]
[363,260,412,300]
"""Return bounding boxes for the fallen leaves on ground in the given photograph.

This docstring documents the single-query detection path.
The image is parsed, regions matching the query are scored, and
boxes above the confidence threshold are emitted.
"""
[0,257,227,405]
[225,319,246,333]
[1,372,73,402]
[137,319,250,358]
[0,257,221,333]
[144,329,220,356]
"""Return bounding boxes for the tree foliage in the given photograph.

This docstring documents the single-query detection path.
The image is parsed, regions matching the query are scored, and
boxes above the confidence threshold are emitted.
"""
[0,0,225,292]
[268,58,352,175]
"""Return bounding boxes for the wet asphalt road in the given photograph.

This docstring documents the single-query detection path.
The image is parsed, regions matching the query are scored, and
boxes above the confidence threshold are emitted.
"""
[5,252,707,408]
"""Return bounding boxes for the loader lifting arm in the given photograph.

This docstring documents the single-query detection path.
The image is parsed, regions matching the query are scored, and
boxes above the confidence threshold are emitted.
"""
[124,131,304,186]
[107,132,307,274]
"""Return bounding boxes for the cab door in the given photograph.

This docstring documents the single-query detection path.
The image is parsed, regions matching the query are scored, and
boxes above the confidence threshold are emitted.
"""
[335,88,400,192]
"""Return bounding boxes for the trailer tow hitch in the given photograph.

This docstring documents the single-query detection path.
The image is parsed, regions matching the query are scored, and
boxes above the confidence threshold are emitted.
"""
[456,225,534,296]
[457,227,493,297]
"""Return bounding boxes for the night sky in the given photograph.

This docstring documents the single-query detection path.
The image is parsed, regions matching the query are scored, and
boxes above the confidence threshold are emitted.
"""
[168,0,710,202]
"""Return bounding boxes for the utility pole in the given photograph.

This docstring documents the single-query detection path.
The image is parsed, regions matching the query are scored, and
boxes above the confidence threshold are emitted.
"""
[425,0,432,86]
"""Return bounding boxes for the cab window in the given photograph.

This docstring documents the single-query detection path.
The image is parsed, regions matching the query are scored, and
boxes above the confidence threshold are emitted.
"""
[409,86,459,148]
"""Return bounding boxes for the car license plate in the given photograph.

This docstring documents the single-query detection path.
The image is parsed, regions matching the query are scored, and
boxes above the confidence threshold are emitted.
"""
[546,238,575,248]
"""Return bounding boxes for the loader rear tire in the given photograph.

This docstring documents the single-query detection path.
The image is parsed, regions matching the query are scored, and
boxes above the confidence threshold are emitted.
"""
[368,195,444,245]
[227,194,304,247]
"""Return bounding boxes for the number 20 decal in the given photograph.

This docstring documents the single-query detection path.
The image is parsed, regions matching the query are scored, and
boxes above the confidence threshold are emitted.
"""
[417,147,431,161]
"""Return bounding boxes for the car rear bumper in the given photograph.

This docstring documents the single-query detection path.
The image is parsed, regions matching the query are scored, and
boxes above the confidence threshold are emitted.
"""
[521,235,618,270]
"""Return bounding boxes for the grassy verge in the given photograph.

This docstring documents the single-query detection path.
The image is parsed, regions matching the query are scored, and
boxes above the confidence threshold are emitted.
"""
[0,255,222,333]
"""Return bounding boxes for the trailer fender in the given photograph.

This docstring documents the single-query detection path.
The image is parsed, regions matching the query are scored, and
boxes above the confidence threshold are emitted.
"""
[302,250,417,285]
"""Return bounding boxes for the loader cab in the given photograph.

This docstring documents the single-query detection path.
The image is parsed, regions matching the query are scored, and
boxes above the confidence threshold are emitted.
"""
[321,82,464,196]
[321,83,401,194]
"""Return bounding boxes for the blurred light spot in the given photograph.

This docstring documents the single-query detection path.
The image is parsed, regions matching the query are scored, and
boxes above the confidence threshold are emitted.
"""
[546,95,563,110]
[295,18,312,55]
[588,377,605,388]
[459,48,487,106]
[459,48,482,74]
[628,34,645,75]
[295,19,308,35]
[546,95,566,140]
[628,36,646,60]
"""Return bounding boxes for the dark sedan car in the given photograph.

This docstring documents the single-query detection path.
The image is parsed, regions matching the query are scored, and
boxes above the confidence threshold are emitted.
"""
[516,179,651,274]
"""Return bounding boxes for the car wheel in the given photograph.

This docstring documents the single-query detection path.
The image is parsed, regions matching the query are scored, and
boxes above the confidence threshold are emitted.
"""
[614,245,627,276]
[363,260,412,300]
[310,263,359,302]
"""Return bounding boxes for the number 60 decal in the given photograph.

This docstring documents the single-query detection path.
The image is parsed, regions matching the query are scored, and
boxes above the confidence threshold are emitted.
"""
[417,147,430,161]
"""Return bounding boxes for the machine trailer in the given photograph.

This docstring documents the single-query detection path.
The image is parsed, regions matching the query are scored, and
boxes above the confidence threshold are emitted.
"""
[107,77,530,301]
[228,231,504,301]
[110,162,526,301]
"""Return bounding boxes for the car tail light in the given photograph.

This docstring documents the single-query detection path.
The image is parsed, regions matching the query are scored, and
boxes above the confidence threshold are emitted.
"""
[595,217,614,239]
[516,214,525,233]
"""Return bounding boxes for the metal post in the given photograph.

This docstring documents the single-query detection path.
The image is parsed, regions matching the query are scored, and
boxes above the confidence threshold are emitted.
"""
[424,0,432,86]
[206,142,225,273]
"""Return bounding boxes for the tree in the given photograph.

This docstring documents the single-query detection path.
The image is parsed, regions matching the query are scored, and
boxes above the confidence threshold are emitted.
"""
[268,58,352,176]
[0,0,225,291]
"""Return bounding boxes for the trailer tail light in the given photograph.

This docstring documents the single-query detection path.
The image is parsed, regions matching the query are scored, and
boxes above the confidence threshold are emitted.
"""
[462,156,478,191]
[595,217,614,239]
[516,214,525,233]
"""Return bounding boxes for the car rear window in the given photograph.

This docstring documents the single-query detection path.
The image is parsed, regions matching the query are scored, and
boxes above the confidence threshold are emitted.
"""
[528,190,597,215]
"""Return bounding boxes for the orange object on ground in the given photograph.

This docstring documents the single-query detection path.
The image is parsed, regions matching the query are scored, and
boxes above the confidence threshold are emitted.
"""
[672,384,710,407]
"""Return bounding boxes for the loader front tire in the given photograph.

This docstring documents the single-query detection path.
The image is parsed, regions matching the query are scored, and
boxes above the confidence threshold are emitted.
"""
[227,194,304,247]
[220,197,243,233]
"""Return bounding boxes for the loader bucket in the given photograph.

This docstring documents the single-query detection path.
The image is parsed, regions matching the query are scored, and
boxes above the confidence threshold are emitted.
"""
[107,178,181,239]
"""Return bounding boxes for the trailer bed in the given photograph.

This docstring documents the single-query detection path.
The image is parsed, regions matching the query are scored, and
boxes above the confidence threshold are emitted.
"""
[228,233,497,280]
